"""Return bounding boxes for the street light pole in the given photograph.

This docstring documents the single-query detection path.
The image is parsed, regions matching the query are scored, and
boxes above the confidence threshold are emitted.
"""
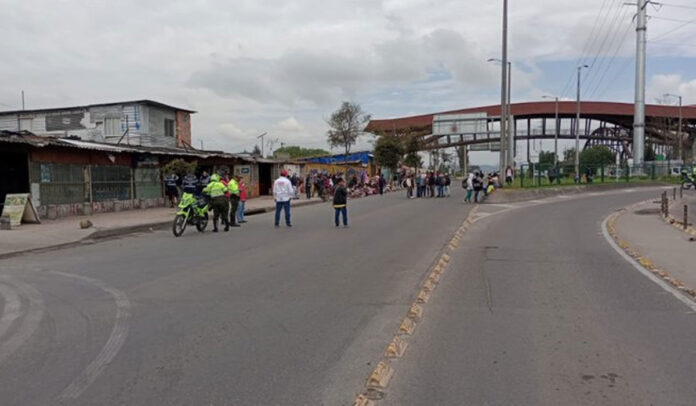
[507,61,514,167]
[575,65,588,179]
[664,94,683,162]
[543,96,560,168]
[499,0,509,177]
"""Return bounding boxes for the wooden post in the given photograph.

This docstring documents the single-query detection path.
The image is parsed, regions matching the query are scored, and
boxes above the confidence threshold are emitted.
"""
[685,204,689,230]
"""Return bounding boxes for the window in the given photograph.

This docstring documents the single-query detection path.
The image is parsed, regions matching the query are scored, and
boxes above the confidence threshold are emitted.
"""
[164,119,174,137]
[104,118,121,136]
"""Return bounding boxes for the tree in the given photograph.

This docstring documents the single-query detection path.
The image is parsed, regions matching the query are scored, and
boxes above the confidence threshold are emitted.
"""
[374,134,404,173]
[273,145,329,158]
[252,145,262,157]
[402,133,423,169]
[538,150,556,168]
[161,159,197,176]
[404,152,423,169]
[327,101,371,161]
[579,146,614,167]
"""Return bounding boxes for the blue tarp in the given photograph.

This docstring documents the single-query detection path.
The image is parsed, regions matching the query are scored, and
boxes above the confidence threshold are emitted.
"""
[301,151,373,165]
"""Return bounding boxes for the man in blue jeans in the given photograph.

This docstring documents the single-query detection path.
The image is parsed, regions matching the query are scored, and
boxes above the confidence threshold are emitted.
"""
[273,170,294,227]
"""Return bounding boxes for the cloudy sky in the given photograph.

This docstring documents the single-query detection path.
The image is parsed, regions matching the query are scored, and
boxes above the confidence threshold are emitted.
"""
[1,0,694,163]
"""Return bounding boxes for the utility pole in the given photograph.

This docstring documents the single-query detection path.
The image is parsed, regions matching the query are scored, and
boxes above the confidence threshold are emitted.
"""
[506,61,514,168]
[633,0,648,168]
[664,93,682,162]
[499,0,509,177]
[576,65,588,178]
[256,132,267,157]
[21,90,25,110]
[542,96,560,168]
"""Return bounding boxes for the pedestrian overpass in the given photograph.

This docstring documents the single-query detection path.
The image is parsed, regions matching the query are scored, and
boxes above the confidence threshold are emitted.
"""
[365,101,696,161]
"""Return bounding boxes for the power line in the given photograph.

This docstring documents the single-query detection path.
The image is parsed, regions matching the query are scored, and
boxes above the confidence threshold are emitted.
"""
[586,16,635,100]
[650,17,696,41]
[558,0,615,98]
[596,57,634,100]
[654,2,696,11]
[650,16,696,23]
[582,5,634,97]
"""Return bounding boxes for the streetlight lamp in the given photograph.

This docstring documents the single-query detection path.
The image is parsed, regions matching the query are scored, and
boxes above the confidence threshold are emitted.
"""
[542,95,560,169]
[663,93,683,163]
[575,65,589,179]
[488,58,513,166]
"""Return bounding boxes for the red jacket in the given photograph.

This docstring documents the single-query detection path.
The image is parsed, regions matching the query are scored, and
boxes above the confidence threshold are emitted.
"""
[239,182,248,202]
[221,179,231,198]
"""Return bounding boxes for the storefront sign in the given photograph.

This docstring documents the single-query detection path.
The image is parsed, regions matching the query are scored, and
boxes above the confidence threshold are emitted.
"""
[1,194,41,227]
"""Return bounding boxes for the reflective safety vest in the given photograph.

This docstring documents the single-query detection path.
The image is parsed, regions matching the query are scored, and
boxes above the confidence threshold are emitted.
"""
[164,174,179,187]
[203,180,228,198]
[228,179,240,196]
[182,175,198,193]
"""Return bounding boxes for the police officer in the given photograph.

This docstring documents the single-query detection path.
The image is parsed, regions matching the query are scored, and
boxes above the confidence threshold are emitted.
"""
[182,172,199,195]
[203,174,229,232]
[228,175,241,227]
[197,171,211,196]
[164,172,180,207]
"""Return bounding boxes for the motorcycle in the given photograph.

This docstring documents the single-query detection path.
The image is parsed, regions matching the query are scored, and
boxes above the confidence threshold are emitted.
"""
[172,192,210,237]
[681,169,696,191]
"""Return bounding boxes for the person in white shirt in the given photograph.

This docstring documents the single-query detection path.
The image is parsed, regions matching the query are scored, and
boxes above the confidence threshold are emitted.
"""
[273,170,294,227]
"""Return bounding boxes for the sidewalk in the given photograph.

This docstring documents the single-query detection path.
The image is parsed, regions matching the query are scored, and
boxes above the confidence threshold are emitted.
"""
[0,195,324,258]
[612,197,696,295]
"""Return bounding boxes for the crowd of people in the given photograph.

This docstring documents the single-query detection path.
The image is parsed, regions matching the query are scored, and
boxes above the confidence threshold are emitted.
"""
[401,171,453,199]
[299,171,389,201]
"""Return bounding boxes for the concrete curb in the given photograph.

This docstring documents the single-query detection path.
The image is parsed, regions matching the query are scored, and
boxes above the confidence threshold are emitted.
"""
[606,204,696,303]
[663,194,696,237]
[485,182,669,204]
[0,198,328,260]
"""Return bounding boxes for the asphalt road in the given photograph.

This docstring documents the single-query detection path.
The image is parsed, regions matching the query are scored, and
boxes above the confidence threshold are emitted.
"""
[2,187,694,406]
[0,189,471,406]
[384,188,696,406]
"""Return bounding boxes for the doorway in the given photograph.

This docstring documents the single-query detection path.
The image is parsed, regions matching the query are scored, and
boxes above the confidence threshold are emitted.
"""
[258,163,272,196]
[0,150,30,213]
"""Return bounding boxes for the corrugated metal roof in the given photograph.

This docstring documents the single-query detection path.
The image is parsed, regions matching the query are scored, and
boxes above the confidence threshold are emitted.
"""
[0,131,305,165]
[0,99,196,115]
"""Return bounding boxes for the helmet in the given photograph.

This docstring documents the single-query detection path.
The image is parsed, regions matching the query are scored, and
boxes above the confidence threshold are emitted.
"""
[210,174,220,182]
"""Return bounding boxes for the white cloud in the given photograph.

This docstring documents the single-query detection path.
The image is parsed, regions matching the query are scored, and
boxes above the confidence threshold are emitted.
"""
[648,74,696,105]
[0,0,694,161]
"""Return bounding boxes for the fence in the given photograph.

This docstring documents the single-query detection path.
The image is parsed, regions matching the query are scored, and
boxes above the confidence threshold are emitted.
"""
[31,163,163,206]
[515,162,690,188]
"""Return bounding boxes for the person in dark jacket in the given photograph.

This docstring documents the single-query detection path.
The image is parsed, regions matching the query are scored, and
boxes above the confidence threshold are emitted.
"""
[182,172,199,194]
[164,173,180,207]
[333,178,348,227]
[378,174,386,195]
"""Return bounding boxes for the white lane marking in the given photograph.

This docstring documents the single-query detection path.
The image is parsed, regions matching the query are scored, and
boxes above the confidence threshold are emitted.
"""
[0,278,45,364]
[0,282,22,339]
[601,216,696,313]
[51,271,132,400]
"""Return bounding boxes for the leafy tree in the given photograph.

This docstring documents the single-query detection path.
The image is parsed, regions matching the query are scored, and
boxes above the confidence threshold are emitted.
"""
[161,159,197,176]
[327,101,371,161]
[273,145,329,158]
[252,145,262,157]
[538,150,556,168]
[580,146,614,167]
[374,134,404,173]
[402,133,423,169]
[404,152,423,169]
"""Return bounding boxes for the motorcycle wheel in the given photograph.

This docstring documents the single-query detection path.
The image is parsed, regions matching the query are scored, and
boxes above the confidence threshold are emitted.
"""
[172,214,187,237]
[682,181,692,190]
[195,212,209,232]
